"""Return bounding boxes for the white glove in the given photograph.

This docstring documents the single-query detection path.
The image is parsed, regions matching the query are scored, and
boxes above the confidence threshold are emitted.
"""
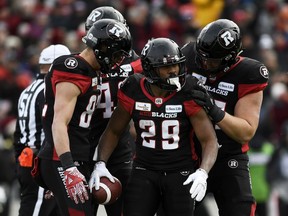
[89,161,114,191]
[183,168,208,202]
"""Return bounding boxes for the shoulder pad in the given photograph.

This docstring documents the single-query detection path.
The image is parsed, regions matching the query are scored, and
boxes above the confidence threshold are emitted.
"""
[120,73,144,92]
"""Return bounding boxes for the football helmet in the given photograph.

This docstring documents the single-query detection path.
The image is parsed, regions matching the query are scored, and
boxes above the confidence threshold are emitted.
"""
[85,6,126,31]
[195,19,242,75]
[82,19,132,73]
[141,38,186,91]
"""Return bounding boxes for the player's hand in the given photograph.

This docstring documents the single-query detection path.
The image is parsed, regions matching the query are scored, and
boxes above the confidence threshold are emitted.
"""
[64,167,89,204]
[89,161,115,191]
[183,168,208,202]
[191,81,225,123]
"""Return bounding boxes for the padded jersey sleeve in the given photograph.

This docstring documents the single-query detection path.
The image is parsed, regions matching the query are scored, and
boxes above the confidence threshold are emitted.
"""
[181,74,202,117]
[237,57,269,98]
[117,74,140,114]
[183,100,202,117]
[118,89,134,114]
[50,55,92,95]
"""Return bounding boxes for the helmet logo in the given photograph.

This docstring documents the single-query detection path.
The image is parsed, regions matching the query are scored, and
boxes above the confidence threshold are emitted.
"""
[108,23,125,38]
[220,30,235,47]
[141,43,150,56]
[87,10,101,22]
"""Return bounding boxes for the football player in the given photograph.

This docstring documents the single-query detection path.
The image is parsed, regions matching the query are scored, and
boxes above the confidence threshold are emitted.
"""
[181,19,269,216]
[89,37,219,216]
[35,19,132,215]
[85,6,142,216]
[14,44,70,216]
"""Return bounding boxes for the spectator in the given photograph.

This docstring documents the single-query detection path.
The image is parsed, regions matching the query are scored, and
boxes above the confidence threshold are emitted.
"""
[267,121,288,216]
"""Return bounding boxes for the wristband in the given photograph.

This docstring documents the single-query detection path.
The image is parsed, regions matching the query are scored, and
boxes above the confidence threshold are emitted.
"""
[209,106,225,123]
[59,152,74,170]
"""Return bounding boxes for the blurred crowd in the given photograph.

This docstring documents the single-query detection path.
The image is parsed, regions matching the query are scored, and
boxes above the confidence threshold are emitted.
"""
[0,0,288,215]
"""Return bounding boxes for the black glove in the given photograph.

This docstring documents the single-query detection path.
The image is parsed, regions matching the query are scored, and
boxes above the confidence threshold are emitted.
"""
[191,81,225,123]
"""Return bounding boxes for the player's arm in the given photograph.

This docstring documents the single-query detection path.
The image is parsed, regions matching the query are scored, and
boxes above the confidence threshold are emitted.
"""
[191,81,263,145]
[52,81,89,204]
[183,108,218,202]
[190,109,218,173]
[217,91,263,144]
[89,102,131,190]
[52,81,80,157]
[97,102,132,162]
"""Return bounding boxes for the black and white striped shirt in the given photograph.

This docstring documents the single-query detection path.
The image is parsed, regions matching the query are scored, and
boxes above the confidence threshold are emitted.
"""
[14,74,45,157]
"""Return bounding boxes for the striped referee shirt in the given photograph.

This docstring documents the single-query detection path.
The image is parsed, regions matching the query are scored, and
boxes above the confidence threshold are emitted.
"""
[14,74,45,157]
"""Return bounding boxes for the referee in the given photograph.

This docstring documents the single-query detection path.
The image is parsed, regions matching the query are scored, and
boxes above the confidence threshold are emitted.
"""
[13,44,70,216]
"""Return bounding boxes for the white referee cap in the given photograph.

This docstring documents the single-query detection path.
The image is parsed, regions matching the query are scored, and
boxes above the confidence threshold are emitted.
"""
[39,44,71,64]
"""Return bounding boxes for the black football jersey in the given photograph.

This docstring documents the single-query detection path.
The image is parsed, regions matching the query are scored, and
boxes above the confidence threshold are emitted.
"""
[89,50,142,166]
[181,42,269,159]
[118,73,202,171]
[38,54,101,161]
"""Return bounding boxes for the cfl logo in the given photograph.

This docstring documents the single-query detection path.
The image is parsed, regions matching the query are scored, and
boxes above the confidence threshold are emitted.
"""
[228,159,238,168]
[221,31,235,47]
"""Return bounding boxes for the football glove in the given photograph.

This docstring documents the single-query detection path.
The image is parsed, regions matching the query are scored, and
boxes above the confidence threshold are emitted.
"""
[89,161,115,191]
[183,168,208,202]
[64,167,89,204]
[191,81,225,123]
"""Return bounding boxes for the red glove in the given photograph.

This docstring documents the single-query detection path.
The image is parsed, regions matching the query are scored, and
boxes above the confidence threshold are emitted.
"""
[64,167,89,204]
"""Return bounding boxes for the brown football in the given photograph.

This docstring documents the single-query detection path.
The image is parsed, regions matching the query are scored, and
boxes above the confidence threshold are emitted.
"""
[92,177,122,205]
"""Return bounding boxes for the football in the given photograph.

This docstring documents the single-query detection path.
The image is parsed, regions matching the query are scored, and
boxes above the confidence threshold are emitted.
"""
[92,176,122,205]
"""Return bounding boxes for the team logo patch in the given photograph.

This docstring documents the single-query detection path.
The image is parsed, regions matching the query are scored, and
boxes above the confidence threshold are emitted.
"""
[166,105,182,113]
[64,57,78,69]
[155,98,163,105]
[92,77,99,87]
[228,159,238,168]
[120,64,132,73]
[259,65,269,79]
[135,102,151,111]
[192,73,207,84]
[218,82,234,92]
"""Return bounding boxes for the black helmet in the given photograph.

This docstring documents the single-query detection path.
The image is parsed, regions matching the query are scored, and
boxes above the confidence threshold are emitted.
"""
[82,19,132,73]
[85,6,126,32]
[195,19,242,76]
[141,38,186,91]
